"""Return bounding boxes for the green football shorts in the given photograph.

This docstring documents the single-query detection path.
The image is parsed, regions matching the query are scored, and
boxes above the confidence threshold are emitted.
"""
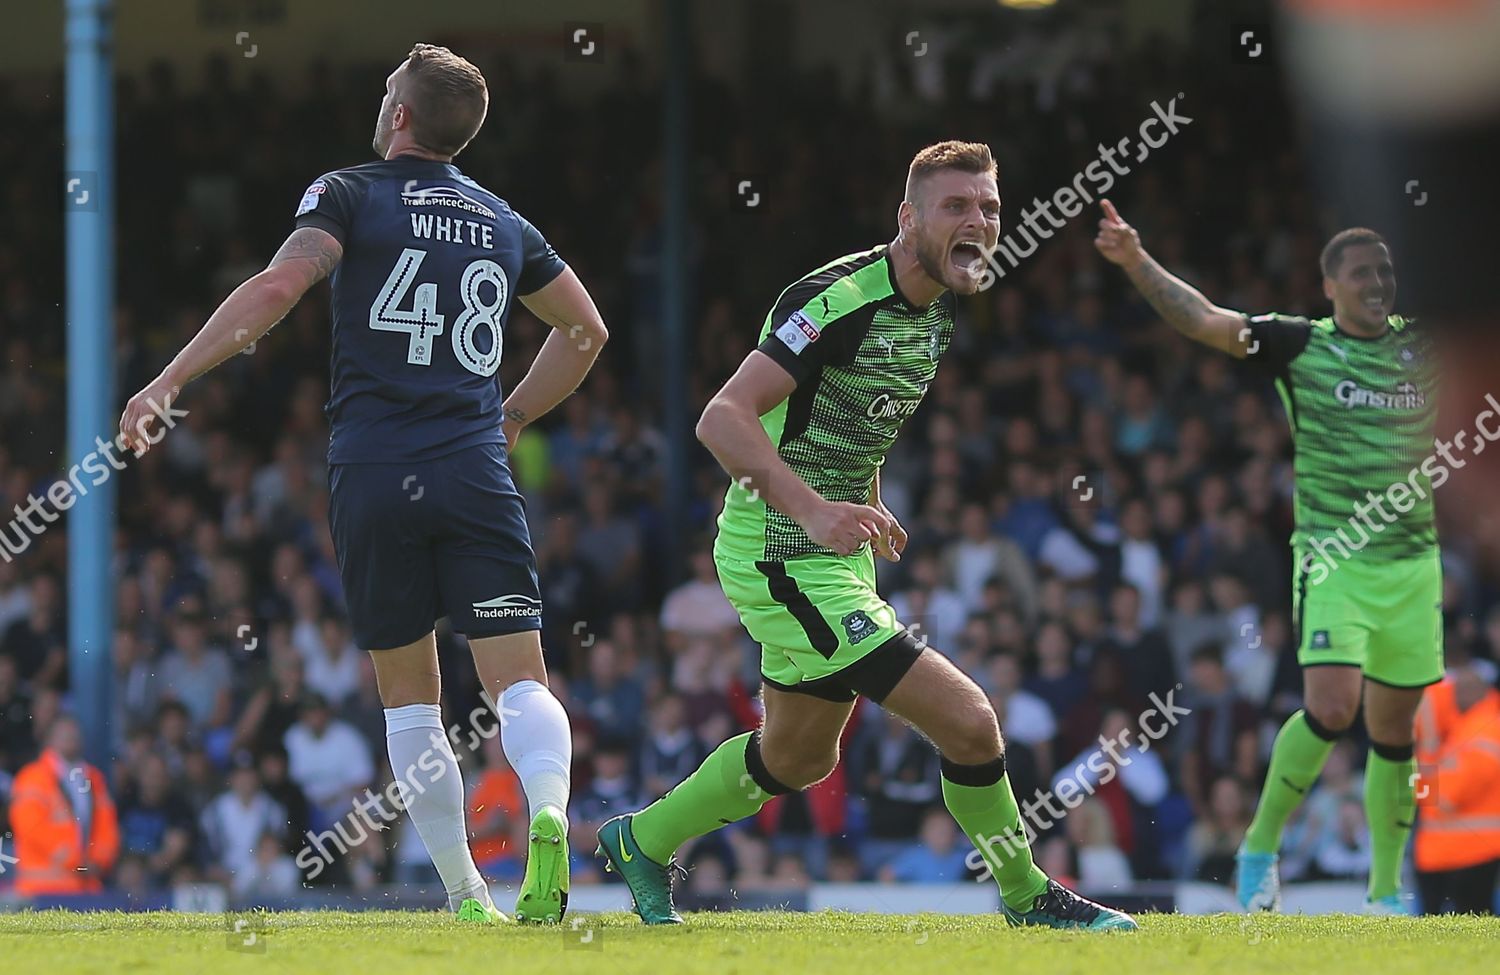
[713,547,921,702]
[1293,543,1444,688]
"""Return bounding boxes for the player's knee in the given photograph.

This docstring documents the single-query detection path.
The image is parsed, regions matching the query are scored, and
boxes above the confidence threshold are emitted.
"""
[1305,695,1358,735]
[936,702,1003,766]
[760,740,839,791]
[372,666,441,709]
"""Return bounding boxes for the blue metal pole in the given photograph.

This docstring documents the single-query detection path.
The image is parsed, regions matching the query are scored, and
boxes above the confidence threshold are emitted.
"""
[65,0,115,765]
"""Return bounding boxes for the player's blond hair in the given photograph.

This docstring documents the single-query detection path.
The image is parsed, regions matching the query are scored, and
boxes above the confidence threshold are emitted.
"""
[401,43,489,157]
[904,141,997,202]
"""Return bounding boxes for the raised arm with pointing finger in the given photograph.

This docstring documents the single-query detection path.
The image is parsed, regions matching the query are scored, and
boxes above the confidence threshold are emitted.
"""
[1093,198,1254,357]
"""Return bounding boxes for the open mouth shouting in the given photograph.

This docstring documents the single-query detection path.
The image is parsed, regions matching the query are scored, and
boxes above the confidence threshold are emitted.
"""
[949,238,987,280]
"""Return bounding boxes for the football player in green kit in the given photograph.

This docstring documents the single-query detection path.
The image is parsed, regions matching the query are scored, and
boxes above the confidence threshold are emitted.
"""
[595,142,1138,931]
[1097,200,1438,914]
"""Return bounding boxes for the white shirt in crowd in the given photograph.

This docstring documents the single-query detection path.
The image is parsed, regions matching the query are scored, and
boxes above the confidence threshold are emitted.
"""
[889,587,968,656]
[1119,537,1165,628]
[998,690,1057,747]
[304,642,361,707]
[284,718,374,811]
[1055,739,1170,808]
[659,579,741,638]
[200,790,287,879]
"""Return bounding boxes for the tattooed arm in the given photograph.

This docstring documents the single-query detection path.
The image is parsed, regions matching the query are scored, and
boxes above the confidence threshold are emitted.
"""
[121,227,342,452]
[1093,199,1253,358]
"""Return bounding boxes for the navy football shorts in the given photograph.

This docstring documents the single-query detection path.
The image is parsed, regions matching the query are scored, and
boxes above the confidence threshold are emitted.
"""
[328,442,542,650]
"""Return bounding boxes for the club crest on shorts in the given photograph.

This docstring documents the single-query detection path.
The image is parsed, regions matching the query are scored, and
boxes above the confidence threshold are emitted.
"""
[841,609,878,644]
[1310,629,1331,649]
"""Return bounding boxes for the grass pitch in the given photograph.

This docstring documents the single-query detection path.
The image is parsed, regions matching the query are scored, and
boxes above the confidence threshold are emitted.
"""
[1,910,1496,974]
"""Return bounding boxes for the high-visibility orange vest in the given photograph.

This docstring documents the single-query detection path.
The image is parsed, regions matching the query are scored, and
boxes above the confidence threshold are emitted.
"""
[9,749,120,896]
[1413,678,1500,873]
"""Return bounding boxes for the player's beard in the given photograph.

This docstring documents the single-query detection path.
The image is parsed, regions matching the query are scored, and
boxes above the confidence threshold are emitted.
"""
[912,229,961,295]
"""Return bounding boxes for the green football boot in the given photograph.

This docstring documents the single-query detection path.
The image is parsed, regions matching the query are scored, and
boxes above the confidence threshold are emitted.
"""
[594,814,684,925]
[1003,878,1139,931]
[515,806,570,923]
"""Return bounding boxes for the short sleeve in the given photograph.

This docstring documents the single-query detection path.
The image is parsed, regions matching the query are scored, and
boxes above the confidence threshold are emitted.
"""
[1242,313,1314,373]
[292,171,360,245]
[516,214,567,295]
[755,286,878,386]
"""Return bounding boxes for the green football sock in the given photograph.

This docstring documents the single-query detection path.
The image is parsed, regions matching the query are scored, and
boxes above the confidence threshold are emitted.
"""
[629,732,773,865]
[1364,745,1416,900]
[943,762,1049,911]
[1244,709,1337,855]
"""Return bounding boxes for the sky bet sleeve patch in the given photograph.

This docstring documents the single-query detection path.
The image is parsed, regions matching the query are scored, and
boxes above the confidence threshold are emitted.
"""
[774,310,821,355]
[294,179,327,217]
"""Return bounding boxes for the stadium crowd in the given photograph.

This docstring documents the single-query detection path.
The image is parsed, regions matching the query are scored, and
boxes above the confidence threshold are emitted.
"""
[1,25,1498,905]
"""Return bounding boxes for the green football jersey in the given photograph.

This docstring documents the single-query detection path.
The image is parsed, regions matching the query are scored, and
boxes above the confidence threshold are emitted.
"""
[716,246,955,562]
[1244,313,1437,559]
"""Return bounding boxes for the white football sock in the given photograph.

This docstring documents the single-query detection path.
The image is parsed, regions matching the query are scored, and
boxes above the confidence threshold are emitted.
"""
[496,679,572,826]
[385,703,491,912]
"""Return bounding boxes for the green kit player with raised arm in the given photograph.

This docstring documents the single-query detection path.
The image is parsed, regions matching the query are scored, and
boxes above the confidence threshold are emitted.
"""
[1096,201,1439,914]
[595,142,1136,931]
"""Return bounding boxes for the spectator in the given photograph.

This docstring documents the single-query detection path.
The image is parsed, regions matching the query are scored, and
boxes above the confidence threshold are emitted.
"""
[658,546,741,649]
[0,561,31,634]
[283,693,374,827]
[115,752,196,886]
[572,737,642,836]
[234,647,308,755]
[943,503,1038,621]
[1055,708,1172,874]
[1180,775,1251,883]
[854,708,941,875]
[1414,659,1500,915]
[113,629,158,740]
[1163,578,1224,679]
[724,831,774,892]
[639,692,703,800]
[1024,621,1088,719]
[891,551,969,654]
[1208,573,1260,666]
[467,733,525,879]
[1067,797,1133,889]
[982,652,1055,774]
[1310,798,1372,882]
[234,831,303,897]
[1,572,65,690]
[1226,611,1290,710]
[1098,583,1176,703]
[768,851,814,890]
[576,485,643,612]
[1177,644,1260,817]
[200,751,287,885]
[302,615,360,707]
[1117,497,1166,628]
[153,701,195,779]
[257,746,313,850]
[10,714,120,894]
[157,604,233,732]
[0,654,35,771]
[570,640,645,742]
[878,808,971,884]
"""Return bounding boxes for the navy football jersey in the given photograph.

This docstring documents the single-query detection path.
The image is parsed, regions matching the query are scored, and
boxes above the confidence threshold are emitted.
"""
[293,156,566,464]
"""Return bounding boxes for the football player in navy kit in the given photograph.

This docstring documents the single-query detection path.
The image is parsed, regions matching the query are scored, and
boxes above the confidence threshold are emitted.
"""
[121,44,605,925]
